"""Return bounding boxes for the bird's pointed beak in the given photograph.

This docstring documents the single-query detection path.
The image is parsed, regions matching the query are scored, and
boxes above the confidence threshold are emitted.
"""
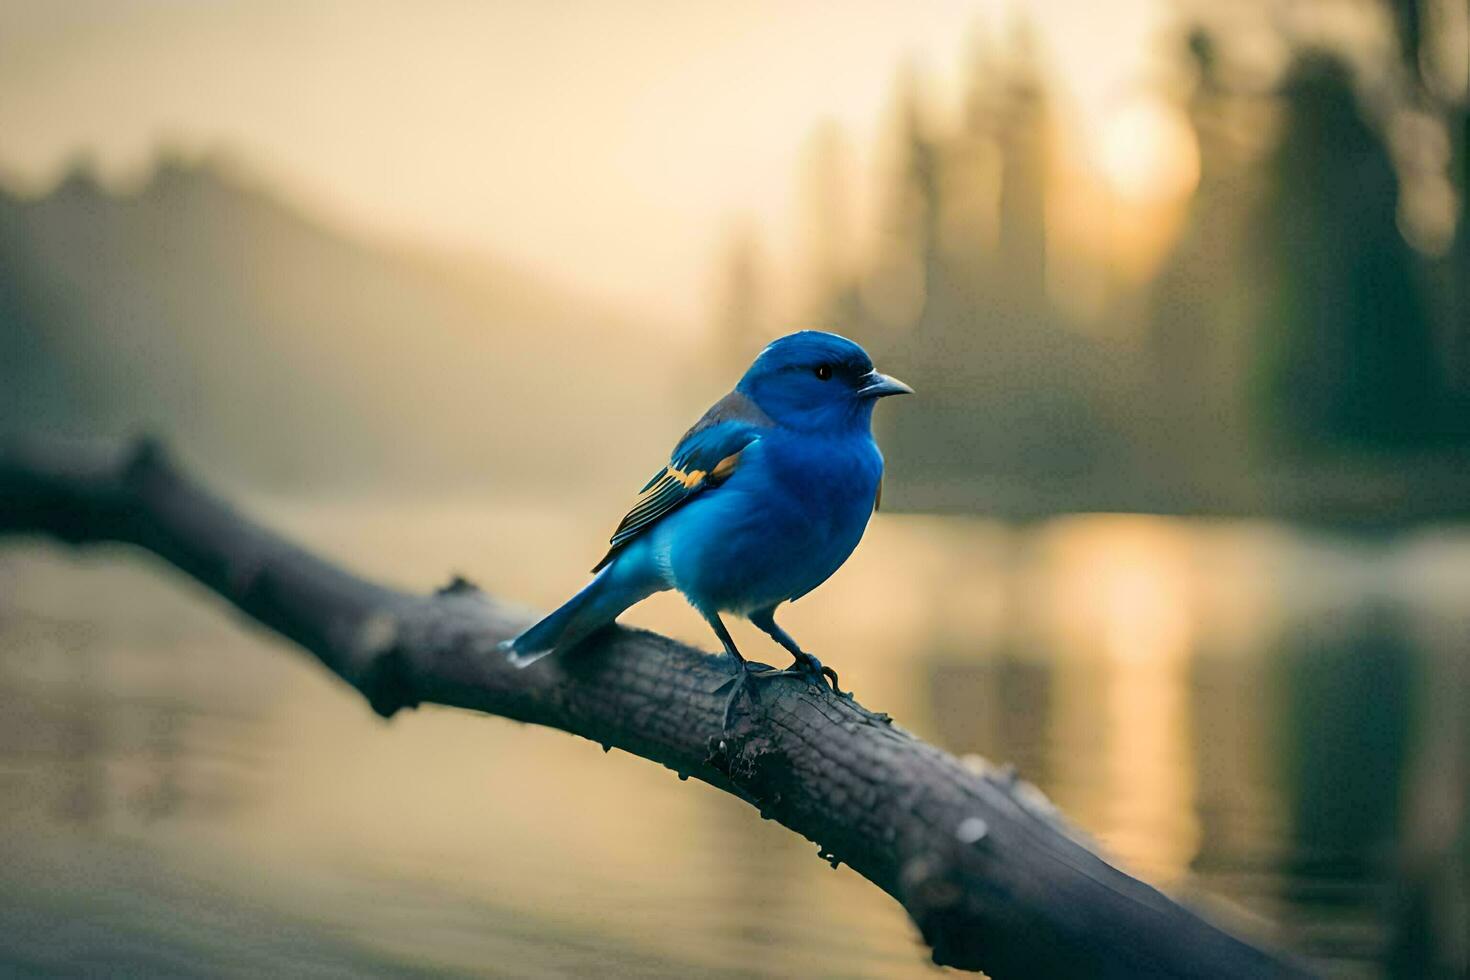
[857,371,914,399]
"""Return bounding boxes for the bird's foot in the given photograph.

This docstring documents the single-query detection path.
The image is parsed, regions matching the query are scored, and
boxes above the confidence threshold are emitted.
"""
[718,660,800,728]
[792,652,850,699]
[714,652,851,727]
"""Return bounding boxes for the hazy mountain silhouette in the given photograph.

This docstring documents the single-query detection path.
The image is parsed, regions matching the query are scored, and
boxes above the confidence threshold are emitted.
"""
[0,153,679,489]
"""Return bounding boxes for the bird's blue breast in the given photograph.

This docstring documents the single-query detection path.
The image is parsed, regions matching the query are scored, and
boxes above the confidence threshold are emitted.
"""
[652,428,883,614]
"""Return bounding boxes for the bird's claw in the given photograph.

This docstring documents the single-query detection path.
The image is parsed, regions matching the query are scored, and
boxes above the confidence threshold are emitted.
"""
[721,672,750,729]
[792,653,849,698]
[719,664,768,726]
[712,659,783,694]
[717,655,850,728]
[819,664,851,699]
[717,660,802,727]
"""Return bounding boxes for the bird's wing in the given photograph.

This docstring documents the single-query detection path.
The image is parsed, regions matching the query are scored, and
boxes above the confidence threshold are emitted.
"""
[591,391,771,572]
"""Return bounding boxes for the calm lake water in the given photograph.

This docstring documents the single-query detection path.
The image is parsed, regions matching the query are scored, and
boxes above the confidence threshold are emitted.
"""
[1,496,1467,978]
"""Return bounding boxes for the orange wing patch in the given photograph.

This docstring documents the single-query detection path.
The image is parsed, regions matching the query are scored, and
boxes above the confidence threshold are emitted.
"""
[664,453,738,488]
[667,463,706,488]
[590,448,747,572]
[711,452,740,481]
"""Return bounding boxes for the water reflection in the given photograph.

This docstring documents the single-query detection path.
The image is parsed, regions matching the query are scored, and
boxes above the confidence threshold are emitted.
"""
[1,505,1468,977]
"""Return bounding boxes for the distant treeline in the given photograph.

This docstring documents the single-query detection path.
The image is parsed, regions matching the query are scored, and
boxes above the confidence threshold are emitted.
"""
[716,16,1470,522]
[3,11,1466,522]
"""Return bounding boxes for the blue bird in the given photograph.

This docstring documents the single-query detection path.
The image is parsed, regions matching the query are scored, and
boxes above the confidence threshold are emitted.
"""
[501,330,911,721]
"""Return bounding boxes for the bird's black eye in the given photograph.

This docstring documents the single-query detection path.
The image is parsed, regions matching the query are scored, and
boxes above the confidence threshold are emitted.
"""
[814,364,833,381]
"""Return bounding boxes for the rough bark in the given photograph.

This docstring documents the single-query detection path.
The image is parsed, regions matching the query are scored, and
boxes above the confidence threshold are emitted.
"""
[0,438,1310,978]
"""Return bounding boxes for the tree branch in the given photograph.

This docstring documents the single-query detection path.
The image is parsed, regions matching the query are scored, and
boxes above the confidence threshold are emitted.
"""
[0,439,1308,978]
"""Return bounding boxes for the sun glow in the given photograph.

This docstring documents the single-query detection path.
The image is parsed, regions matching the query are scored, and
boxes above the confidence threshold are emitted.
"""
[1097,96,1201,205]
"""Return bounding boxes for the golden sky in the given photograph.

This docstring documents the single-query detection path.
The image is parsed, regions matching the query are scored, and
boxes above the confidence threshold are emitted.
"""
[0,0,1175,326]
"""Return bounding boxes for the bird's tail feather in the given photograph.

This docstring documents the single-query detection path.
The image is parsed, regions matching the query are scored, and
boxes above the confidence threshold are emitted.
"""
[500,562,659,667]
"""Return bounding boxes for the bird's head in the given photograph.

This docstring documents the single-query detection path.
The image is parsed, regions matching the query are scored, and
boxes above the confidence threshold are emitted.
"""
[736,330,912,433]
